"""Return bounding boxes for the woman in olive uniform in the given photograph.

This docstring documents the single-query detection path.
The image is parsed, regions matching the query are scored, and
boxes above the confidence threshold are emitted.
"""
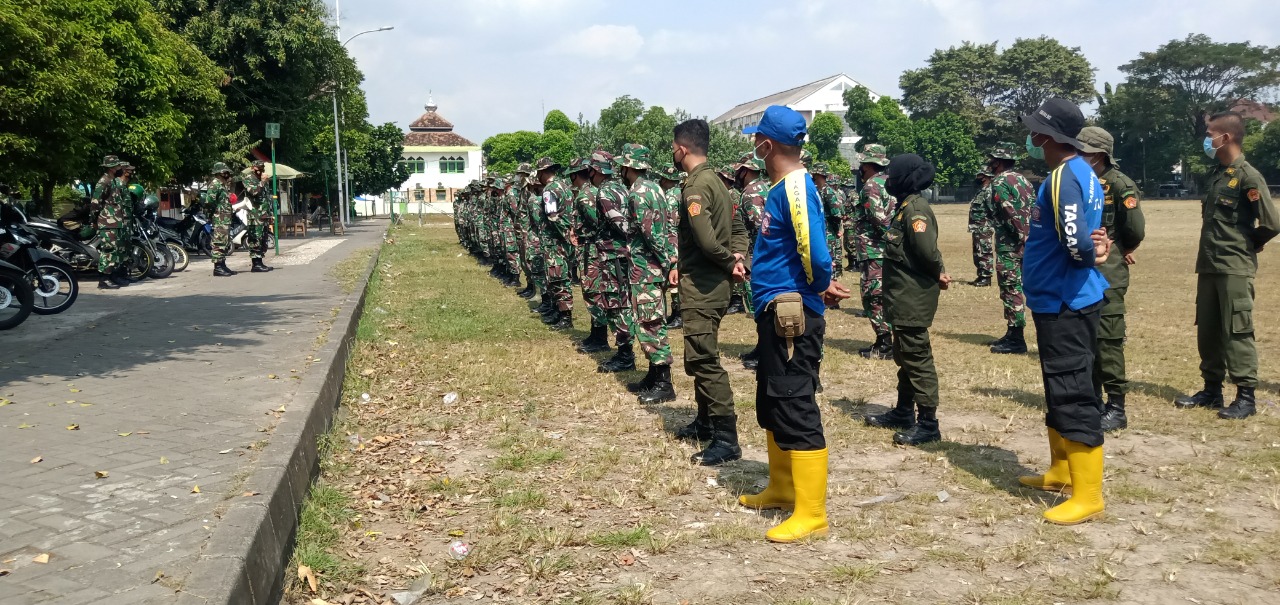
[865,154,951,445]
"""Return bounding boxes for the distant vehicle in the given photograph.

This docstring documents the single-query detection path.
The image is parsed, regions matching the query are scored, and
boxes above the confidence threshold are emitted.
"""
[1156,183,1190,198]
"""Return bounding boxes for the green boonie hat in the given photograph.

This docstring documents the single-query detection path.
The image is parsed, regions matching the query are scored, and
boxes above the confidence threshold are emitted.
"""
[828,175,842,186]
[988,142,1022,161]
[567,157,591,175]
[656,163,685,182]
[251,160,265,168]
[101,155,123,168]
[737,152,752,164]
[800,149,813,166]
[716,166,735,180]
[735,157,765,173]
[858,144,890,167]
[810,162,831,176]
[1076,126,1115,161]
[535,156,561,173]
[617,143,652,170]
[515,162,533,176]
[978,168,994,178]
[589,150,615,175]
[211,162,232,175]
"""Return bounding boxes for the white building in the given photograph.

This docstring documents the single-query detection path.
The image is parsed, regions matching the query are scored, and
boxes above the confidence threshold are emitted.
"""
[392,98,481,212]
[712,74,883,161]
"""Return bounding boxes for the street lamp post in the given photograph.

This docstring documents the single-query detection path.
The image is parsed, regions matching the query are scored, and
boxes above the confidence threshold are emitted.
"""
[332,25,393,228]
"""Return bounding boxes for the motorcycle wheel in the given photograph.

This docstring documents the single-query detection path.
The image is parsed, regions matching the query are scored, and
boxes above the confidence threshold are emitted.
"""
[166,242,190,272]
[30,261,78,316]
[196,230,212,257]
[0,270,35,330]
[148,244,175,279]
[126,244,155,281]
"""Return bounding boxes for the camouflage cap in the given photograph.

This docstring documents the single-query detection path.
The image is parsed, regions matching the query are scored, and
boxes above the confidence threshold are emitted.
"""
[617,143,652,170]
[101,155,124,168]
[251,160,266,168]
[800,149,813,166]
[566,157,591,176]
[589,150,615,175]
[211,162,232,175]
[717,166,735,181]
[735,157,765,174]
[515,162,534,176]
[857,144,890,167]
[988,142,1022,161]
[978,168,994,179]
[1076,126,1115,159]
[535,156,561,173]
[810,162,831,176]
[656,163,685,182]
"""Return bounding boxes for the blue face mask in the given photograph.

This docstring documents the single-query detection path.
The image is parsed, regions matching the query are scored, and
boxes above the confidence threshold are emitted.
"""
[1025,134,1045,161]
[1203,135,1223,160]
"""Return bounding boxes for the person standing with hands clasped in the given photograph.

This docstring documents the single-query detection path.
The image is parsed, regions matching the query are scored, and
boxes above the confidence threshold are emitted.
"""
[864,154,950,446]
[1015,98,1112,526]
[1175,111,1279,420]
[736,106,851,543]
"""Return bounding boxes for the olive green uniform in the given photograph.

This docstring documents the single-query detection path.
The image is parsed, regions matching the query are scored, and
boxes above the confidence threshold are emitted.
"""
[678,162,749,421]
[884,194,944,408]
[1194,156,1279,388]
[1094,167,1145,396]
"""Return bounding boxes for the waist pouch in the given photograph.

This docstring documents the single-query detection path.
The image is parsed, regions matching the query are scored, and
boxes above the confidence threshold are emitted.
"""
[772,292,805,361]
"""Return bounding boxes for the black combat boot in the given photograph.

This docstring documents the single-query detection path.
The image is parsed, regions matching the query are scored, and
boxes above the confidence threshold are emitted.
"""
[691,415,742,466]
[504,271,521,287]
[676,412,713,442]
[1101,393,1129,432]
[666,302,683,330]
[988,326,1014,346]
[534,294,553,315]
[865,389,915,430]
[598,343,636,373]
[859,333,893,360]
[551,310,573,331]
[541,306,561,325]
[577,324,610,353]
[990,326,1027,354]
[517,282,536,299]
[97,276,120,290]
[972,275,992,287]
[726,294,745,315]
[111,268,132,286]
[626,365,656,393]
[251,258,273,273]
[489,265,503,279]
[213,261,235,277]
[893,406,941,446]
[741,347,760,371]
[1218,386,1257,420]
[1174,382,1224,410]
[638,364,677,404]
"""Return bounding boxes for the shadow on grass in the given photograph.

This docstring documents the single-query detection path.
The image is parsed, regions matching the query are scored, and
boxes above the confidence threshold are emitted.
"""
[935,330,998,347]
[826,337,874,357]
[918,440,1043,499]
[830,396,870,421]
[1129,380,1185,404]
[973,386,1045,410]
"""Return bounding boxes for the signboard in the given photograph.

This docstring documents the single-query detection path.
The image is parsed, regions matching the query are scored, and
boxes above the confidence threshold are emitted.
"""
[265,123,281,140]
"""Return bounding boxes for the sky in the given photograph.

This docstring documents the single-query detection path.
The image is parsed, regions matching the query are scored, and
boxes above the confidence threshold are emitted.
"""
[328,0,1280,144]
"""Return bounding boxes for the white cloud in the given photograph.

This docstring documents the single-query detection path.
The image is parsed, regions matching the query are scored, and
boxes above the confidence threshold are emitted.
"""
[552,24,645,60]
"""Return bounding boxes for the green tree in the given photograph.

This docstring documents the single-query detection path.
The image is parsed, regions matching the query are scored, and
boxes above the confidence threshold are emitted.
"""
[1244,122,1280,184]
[841,87,912,154]
[542,109,577,135]
[347,122,411,197]
[809,112,845,161]
[1097,82,1186,191]
[905,112,984,188]
[707,122,753,169]
[482,131,541,174]
[536,130,575,166]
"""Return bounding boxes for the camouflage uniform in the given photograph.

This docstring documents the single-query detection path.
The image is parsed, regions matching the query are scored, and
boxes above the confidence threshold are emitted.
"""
[94,159,127,275]
[813,163,844,279]
[538,157,576,313]
[570,160,607,329]
[853,146,894,338]
[840,177,861,269]
[657,163,687,316]
[968,172,995,281]
[989,144,1035,329]
[207,166,234,264]
[244,163,275,262]
[591,151,635,347]
[620,145,675,367]
[737,159,769,312]
[720,166,749,310]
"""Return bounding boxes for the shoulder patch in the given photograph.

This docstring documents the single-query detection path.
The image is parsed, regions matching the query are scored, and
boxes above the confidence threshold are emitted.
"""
[1248,189,1262,203]
[688,202,702,217]
[686,194,702,202]
[1123,196,1138,209]
[912,219,927,233]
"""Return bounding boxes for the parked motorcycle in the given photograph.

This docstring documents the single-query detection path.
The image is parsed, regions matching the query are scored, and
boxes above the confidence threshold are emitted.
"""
[156,204,211,257]
[0,258,34,330]
[127,188,174,280]
[0,204,78,315]
[26,212,155,280]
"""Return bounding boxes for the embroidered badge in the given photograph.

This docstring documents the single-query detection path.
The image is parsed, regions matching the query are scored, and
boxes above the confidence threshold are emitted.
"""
[1227,167,1236,176]
[1031,206,1041,223]
[688,202,702,217]
[1248,189,1262,203]
[1229,178,1239,188]
[1124,196,1138,209]
[912,219,927,233]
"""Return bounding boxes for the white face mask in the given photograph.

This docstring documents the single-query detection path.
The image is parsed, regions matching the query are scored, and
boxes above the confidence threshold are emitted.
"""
[752,141,771,163]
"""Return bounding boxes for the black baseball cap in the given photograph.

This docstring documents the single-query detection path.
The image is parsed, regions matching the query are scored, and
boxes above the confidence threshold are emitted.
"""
[1021,98,1085,150]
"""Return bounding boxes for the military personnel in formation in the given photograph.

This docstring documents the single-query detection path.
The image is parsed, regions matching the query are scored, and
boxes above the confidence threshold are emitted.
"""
[536,157,575,330]
[590,151,639,373]
[838,175,861,271]
[242,160,275,273]
[1176,111,1280,420]
[968,169,995,287]
[865,154,950,446]
[512,165,537,299]
[811,163,845,286]
[736,156,770,370]
[93,156,133,289]
[656,163,686,329]
[1076,127,1146,431]
[523,169,556,317]
[852,145,894,359]
[207,162,237,277]
[718,166,747,315]
[569,159,611,352]
[986,143,1036,355]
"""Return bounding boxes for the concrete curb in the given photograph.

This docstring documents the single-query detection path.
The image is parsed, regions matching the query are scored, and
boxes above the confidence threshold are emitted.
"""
[175,228,388,605]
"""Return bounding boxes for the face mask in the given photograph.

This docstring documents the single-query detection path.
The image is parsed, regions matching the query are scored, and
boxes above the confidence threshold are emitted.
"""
[1203,134,1224,160]
[752,141,771,163]
[672,149,683,170]
[1025,134,1045,161]
[885,177,906,200]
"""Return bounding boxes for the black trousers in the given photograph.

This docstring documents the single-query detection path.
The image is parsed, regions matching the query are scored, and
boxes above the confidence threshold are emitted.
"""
[1032,302,1104,447]
[754,305,826,451]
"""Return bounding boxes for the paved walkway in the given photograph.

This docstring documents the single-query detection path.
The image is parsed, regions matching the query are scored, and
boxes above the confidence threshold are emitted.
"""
[0,222,386,604]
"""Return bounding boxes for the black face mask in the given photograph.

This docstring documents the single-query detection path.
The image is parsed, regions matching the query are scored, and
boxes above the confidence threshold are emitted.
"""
[885,178,908,200]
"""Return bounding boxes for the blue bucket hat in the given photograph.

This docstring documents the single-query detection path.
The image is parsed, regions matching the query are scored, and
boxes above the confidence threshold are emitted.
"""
[743,105,807,146]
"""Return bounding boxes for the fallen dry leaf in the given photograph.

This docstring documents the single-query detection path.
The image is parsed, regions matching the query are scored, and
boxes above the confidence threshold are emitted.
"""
[32,553,49,564]
[0,569,9,577]
[268,374,279,379]
[30,456,42,464]
[159,457,169,464]
[242,491,261,497]
[65,424,79,431]
[17,423,33,429]
[69,388,81,393]
[118,432,132,437]
[298,564,318,593]
[191,485,201,494]
[94,470,109,479]
[310,599,332,605]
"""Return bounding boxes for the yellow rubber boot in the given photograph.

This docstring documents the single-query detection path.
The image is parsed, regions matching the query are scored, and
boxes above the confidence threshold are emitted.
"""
[765,448,829,543]
[1018,428,1072,492]
[739,432,794,511]
[1043,439,1105,525]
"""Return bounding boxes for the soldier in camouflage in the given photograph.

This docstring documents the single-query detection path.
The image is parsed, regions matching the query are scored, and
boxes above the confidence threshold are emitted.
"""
[719,166,747,315]
[736,156,770,370]
[208,162,237,277]
[512,164,538,299]
[590,151,639,373]
[568,158,611,352]
[525,171,556,317]
[536,157,576,330]
[616,144,677,404]
[812,163,845,286]
[853,145,894,358]
[243,160,275,272]
[656,163,686,330]
[92,156,132,289]
[986,142,1036,355]
[968,168,995,286]
[838,174,862,271]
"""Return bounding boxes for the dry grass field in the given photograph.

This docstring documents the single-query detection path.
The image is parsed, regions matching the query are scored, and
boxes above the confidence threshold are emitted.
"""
[286,200,1280,605]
